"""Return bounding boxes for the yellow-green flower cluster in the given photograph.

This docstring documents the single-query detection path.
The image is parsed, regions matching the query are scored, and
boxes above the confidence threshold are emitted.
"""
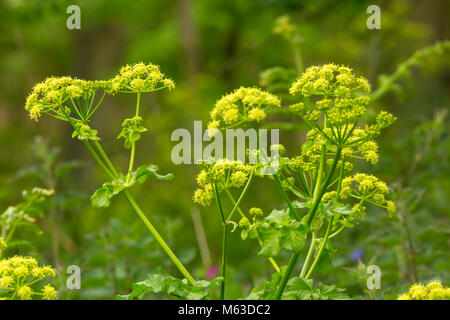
[25,62,176,123]
[397,281,450,300]
[290,153,320,173]
[345,111,397,145]
[193,159,252,206]
[358,140,379,165]
[107,62,175,94]
[340,173,395,218]
[0,256,57,300]
[25,77,100,121]
[239,217,251,229]
[340,140,380,165]
[288,64,373,128]
[208,87,280,131]
[249,207,263,217]
[289,64,370,97]
[272,15,296,41]
[72,121,100,141]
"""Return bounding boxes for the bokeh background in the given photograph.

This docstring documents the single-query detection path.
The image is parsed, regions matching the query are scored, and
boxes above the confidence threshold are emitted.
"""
[0,0,448,299]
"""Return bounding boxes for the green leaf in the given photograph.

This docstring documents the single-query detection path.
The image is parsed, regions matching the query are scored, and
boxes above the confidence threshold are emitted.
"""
[90,186,113,208]
[265,208,291,226]
[245,272,281,300]
[257,225,281,257]
[281,277,349,300]
[314,247,334,274]
[90,176,127,209]
[280,225,307,253]
[72,121,100,141]
[90,165,173,208]
[117,116,148,148]
[317,283,350,300]
[116,268,221,300]
[133,164,174,183]
[322,200,354,218]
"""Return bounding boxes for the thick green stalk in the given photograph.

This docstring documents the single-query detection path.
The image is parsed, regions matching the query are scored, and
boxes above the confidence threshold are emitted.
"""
[305,216,334,279]
[306,147,342,226]
[214,184,227,300]
[85,140,195,284]
[300,232,316,277]
[123,189,195,284]
[126,92,141,184]
[220,224,227,300]
[92,140,118,177]
[274,252,299,300]
[276,146,342,299]
[304,155,346,277]
[272,169,305,300]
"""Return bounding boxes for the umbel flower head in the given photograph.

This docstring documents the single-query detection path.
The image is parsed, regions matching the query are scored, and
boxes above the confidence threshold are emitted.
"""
[288,64,396,168]
[289,64,372,129]
[25,62,175,124]
[107,62,175,94]
[397,281,450,300]
[25,77,103,121]
[289,64,370,98]
[339,173,396,223]
[0,255,57,300]
[193,159,252,206]
[288,64,396,131]
[208,87,281,132]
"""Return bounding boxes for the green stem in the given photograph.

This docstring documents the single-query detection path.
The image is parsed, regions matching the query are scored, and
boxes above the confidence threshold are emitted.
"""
[123,189,195,284]
[126,144,136,184]
[305,216,334,279]
[214,184,227,300]
[300,232,317,277]
[86,91,106,120]
[220,223,227,300]
[273,173,299,220]
[276,146,342,299]
[329,225,345,239]
[135,92,141,116]
[92,140,118,177]
[224,189,280,273]
[126,93,141,184]
[274,252,299,300]
[82,139,195,284]
[306,147,342,226]
[226,169,254,221]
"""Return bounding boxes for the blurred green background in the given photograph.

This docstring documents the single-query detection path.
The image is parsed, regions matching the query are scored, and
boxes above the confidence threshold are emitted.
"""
[0,0,448,299]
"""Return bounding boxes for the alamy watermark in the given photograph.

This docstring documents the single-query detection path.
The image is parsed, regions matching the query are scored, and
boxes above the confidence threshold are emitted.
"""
[366,264,381,290]
[66,5,81,30]
[366,5,381,30]
[171,121,281,174]
[66,265,81,290]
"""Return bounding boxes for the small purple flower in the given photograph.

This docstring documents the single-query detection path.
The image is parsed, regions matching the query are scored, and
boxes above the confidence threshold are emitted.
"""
[206,265,219,279]
[350,249,364,262]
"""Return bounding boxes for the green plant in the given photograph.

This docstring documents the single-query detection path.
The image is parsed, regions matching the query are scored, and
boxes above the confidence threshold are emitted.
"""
[0,187,54,252]
[188,63,396,300]
[25,63,195,284]
[0,191,57,300]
